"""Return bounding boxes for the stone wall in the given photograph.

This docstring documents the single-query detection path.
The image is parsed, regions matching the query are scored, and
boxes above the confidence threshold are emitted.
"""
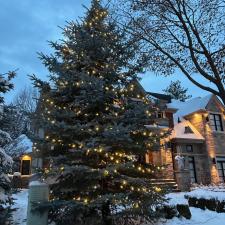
[173,143,211,186]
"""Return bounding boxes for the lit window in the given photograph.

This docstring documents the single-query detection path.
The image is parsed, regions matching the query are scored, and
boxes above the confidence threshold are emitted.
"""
[209,114,223,131]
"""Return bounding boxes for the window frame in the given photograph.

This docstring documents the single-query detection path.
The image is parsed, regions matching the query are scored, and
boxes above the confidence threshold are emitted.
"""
[209,113,223,131]
[188,156,197,183]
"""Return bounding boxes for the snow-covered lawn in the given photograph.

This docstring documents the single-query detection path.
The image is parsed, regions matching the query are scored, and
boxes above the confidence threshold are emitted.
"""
[156,186,225,225]
[11,186,225,225]
[157,207,225,225]
[12,189,28,225]
[185,184,225,201]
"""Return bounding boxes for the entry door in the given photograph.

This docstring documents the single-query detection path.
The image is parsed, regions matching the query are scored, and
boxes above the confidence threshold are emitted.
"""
[188,157,197,183]
[21,160,31,175]
[217,161,225,182]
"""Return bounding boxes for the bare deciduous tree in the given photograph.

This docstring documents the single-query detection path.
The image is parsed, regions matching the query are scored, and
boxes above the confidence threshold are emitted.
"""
[13,86,39,114]
[113,0,225,104]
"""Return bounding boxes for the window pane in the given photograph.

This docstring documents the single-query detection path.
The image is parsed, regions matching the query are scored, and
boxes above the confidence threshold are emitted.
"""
[217,163,222,169]
[215,120,222,126]
[215,121,222,131]
[215,115,220,120]
[189,164,194,170]
[209,114,214,119]
[210,119,215,126]
[186,145,193,152]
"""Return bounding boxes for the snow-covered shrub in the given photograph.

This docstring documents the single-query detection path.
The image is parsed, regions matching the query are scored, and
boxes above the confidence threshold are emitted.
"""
[0,147,13,222]
[0,129,13,223]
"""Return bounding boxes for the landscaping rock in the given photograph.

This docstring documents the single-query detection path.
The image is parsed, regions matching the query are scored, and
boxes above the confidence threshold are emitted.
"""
[176,204,191,219]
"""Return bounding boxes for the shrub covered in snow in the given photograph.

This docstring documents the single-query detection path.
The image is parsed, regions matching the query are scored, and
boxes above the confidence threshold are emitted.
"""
[0,144,13,222]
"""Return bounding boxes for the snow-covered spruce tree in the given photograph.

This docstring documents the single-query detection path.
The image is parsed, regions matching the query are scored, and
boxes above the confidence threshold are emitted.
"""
[163,80,192,102]
[0,71,15,224]
[0,104,28,140]
[31,1,168,224]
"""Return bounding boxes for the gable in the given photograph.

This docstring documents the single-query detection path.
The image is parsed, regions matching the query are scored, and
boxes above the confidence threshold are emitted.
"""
[170,120,205,142]
[205,95,225,113]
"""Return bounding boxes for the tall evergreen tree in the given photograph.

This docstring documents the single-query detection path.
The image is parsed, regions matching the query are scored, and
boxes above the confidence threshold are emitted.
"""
[0,71,15,224]
[163,80,192,102]
[31,1,167,224]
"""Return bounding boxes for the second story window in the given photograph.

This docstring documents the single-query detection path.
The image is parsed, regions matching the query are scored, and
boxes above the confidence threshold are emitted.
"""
[209,113,223,131]
[186,145,193,152]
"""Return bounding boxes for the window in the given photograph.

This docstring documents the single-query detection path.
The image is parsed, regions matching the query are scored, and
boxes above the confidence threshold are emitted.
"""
[184,126,194,134]
[209,114,223,131]
[188,157,197,183]
[216,157,225,182]
[186,145,193,152]
[157,112,164,119]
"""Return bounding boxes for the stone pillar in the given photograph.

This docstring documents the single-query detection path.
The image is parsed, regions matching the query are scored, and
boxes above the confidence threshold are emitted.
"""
[175,170,191,192]
[27,181,49,225]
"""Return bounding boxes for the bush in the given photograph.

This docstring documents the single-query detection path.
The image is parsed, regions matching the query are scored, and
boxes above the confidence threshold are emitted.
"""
[216,201,225,213]
[205,199,217,211]
[176,204,191,219]
[188,196,225,213]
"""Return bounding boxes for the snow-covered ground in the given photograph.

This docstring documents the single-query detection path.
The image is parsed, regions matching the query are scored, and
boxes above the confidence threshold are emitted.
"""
[185,184,225,201]
[157,207,225,225]
[12,189,28,225]
[156,186,225,225]
[11,187,225,225]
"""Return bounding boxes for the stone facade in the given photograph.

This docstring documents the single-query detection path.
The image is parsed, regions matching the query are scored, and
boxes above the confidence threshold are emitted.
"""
[184,96,225,184]
[148,94,225,191]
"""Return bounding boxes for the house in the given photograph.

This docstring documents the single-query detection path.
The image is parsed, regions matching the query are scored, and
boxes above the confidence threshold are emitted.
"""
[30,84,225,191]
[167,94,225,190]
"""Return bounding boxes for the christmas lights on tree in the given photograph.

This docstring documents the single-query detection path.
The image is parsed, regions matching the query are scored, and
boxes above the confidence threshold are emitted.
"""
[31,1,168,224]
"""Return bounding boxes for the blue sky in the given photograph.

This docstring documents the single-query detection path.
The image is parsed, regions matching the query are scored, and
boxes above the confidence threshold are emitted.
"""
[1,0,210,103]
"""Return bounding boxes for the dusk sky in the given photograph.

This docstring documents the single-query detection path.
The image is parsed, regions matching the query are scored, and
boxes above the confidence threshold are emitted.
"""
[1,0,212,103]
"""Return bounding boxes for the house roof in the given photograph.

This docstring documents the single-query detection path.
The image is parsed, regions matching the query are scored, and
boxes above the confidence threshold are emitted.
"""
[147,92,172,103]
[171,120,205,142]
[167,94,213,122]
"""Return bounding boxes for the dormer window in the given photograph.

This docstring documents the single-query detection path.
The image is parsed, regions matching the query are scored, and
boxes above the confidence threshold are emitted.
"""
[209,113,223,131]
[184,126,194,134]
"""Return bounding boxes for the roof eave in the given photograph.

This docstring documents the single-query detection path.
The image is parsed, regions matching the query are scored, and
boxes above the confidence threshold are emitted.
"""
[183,109,207,118]
[171,138,205,144]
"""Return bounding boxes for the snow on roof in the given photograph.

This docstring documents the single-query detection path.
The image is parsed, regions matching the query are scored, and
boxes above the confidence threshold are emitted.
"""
[171,120,204,141]
[167,94,213,122]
